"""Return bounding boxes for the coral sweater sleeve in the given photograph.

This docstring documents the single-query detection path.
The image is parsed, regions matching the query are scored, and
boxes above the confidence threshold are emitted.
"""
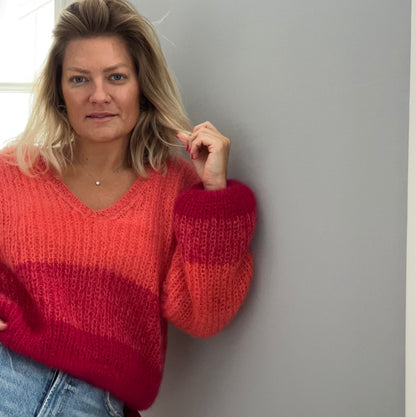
[161,178,257,338]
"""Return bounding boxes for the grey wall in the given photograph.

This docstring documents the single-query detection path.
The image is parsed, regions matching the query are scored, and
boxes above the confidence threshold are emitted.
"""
[132,1,410,416]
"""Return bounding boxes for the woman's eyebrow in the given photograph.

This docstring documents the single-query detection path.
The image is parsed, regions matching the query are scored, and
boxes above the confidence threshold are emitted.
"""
[64,67,90,74]
[103,63,130,72]
[64,63,130,73]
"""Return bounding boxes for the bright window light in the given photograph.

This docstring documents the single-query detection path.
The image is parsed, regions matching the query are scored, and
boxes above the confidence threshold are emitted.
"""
[0,0,54,147]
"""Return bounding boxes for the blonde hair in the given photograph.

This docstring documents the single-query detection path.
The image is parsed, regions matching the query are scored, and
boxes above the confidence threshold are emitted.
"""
[10,0,191,176]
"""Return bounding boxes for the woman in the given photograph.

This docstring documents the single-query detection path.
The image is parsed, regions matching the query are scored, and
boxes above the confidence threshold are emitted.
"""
[0,0,256,416]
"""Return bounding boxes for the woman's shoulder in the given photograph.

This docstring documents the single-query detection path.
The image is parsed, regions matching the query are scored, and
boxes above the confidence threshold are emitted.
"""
[0,149,25,198]
[0,146,19,172]
[144,156,199,198]
[162,156,199,183]
[0,146,48,185]
[165,155,194,173]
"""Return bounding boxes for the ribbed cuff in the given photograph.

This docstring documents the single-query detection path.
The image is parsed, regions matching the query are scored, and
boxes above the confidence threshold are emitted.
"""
[173,180,257,264]
[174,180,256,220]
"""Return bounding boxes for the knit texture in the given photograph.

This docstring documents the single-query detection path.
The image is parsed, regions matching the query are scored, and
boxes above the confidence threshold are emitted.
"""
[0,154,256,411]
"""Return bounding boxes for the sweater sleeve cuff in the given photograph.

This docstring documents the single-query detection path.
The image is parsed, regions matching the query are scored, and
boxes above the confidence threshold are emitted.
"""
[173,180,257,264]
[174,179,256,220]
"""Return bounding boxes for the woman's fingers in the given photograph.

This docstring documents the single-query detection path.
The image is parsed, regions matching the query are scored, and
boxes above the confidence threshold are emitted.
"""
[192,121,219,136]
[188,130,230,161]
[176,122,222,150]
[177,121,230,190]
[175,132,192,152]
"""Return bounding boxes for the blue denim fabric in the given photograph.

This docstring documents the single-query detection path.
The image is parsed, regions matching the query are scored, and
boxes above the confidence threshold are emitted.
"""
[0,343,124,417]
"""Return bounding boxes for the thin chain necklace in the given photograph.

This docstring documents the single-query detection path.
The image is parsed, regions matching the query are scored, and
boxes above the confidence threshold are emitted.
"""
[77,164,125,187]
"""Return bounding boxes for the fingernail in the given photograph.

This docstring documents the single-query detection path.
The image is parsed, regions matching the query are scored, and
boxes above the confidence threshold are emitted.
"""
[186,144,189,152]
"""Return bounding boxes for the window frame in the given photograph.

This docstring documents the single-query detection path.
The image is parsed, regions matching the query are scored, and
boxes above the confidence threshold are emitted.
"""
[0,0,68,145]
[0,83,33,93]
[0,0,69,94]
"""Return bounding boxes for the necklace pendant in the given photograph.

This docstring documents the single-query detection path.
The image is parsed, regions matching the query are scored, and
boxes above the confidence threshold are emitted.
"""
[95,180,101,186]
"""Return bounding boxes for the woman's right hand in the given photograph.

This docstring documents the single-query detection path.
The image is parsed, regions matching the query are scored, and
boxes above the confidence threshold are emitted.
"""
[0,319,7,330]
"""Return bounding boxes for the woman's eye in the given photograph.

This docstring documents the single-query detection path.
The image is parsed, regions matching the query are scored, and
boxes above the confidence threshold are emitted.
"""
[110,74,125,81]
[71,76,86,84]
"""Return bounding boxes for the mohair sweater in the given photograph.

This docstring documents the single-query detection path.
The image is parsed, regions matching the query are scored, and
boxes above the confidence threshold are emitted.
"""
[0,155,256,412]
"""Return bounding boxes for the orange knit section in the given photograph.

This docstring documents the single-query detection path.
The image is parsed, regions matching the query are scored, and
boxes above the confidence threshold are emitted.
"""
[162,254,254,338]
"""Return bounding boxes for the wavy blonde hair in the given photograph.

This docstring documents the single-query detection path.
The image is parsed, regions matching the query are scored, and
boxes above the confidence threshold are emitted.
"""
[9,0,191,176]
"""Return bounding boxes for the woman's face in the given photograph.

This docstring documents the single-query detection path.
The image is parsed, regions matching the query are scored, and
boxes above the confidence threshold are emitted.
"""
[61,36,140,146]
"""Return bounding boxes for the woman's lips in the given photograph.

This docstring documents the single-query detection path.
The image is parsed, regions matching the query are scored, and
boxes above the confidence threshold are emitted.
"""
[87,113,116,121]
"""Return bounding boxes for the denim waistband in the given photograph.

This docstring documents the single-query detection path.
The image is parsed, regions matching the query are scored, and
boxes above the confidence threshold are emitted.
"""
[0,343,124,417]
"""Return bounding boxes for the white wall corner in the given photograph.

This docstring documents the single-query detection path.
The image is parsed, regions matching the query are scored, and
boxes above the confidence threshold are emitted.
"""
[406,1,416,416]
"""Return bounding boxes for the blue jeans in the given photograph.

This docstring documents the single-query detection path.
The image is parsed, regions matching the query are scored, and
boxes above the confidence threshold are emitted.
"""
[0,343,124,417]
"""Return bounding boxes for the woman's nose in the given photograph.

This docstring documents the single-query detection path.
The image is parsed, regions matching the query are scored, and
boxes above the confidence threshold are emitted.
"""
[89,81,111,104]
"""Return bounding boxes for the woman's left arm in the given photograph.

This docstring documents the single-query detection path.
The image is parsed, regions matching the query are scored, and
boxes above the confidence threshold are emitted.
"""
[162,123,257,338]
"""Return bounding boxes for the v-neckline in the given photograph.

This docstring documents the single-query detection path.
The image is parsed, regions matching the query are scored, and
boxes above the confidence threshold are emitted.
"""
[45,166,152,218]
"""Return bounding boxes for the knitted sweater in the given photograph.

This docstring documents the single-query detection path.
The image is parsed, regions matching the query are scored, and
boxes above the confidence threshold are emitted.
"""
[0,155,256,411]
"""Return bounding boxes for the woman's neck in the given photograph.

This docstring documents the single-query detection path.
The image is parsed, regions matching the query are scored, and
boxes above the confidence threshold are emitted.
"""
[73,139,130,173]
